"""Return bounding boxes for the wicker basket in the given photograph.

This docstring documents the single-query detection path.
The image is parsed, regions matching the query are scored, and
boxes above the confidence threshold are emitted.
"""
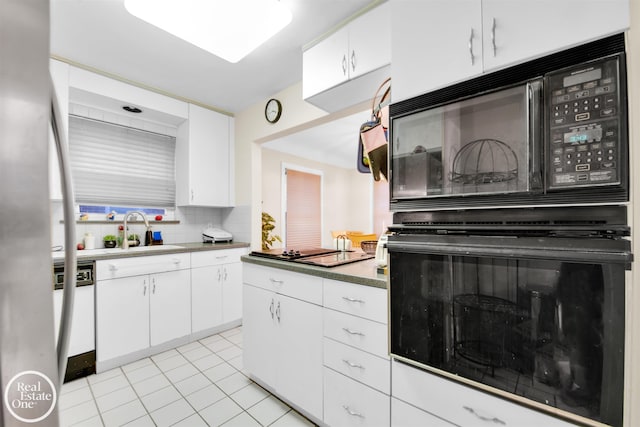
[348,233,377,248]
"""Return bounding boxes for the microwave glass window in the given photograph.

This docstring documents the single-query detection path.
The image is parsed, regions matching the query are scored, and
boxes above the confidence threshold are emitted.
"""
[391,85,530,199]
[389,252,616,422]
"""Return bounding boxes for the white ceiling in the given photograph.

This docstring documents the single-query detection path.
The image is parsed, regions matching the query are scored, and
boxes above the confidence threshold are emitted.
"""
[50,0,375,114]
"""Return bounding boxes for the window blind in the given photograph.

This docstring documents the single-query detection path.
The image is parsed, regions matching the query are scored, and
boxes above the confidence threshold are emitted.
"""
[69,116,176,207]
[285,169,321,248]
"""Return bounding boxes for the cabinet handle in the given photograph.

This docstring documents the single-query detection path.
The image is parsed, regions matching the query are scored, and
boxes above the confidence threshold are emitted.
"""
[217,268,222,282]
[172,258,181,265]
[152,277,156,294]
[109,264,118,272]
[269,278,284,286]
[463,406,505,425]
[342,327,365,336]
[491,18,497,57]
[342,405,365,418]
[342,296,365,304]
[143,279,147,296]
[191,189,194,201]
[468,28,475,65]
[276,301,281,322]
[269,298,275,319]
[223,268,228,281]
[215,255,228,260]
[341,54,347,75]
[350,50,356,72]
[342,359,365,370]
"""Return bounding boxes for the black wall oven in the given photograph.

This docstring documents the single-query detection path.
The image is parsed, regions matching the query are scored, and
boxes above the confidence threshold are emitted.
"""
[388,207,631,426]
[389,34,628,211]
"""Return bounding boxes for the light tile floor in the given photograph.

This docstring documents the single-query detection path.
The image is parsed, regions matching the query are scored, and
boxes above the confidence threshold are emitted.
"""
[59,327,317,427]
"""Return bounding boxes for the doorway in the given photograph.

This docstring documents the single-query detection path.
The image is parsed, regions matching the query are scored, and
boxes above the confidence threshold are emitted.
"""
[282,165,322,248]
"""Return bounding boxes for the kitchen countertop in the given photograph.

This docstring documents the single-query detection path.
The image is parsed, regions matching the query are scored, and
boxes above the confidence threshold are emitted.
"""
[51,241,250,264]
[241,254,388,289]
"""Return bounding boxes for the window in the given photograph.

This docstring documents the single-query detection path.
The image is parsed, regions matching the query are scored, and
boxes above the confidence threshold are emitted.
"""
[283,167,322,248]
[68,115,176,207]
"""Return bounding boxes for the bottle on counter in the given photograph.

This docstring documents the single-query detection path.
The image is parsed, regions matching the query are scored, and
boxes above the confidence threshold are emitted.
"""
[84,232,96,250]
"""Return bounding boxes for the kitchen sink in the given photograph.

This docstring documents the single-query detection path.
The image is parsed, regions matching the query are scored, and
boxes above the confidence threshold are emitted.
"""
[120,245,184,252]
[52,245,185,261]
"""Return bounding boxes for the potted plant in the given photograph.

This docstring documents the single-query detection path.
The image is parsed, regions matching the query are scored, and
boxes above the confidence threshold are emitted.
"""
[128,233,141,247]
[103,234,117,248]
[262,212,281,250]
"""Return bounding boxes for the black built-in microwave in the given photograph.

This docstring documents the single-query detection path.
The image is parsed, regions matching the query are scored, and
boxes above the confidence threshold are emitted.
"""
[389,34,628,211]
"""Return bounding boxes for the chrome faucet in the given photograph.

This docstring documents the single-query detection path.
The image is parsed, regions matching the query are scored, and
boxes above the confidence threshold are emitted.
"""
[122,211,149,249]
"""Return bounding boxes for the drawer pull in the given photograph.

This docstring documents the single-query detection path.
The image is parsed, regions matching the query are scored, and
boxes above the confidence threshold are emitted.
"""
[342,327,365,336]
[269,278,284,285]
[342,359,365,370]
[269,299,275,319]
[342,296,365,304]
[463,406,505,425]
[172,258,181,264]
[215,255,228,260]
[109,264,118,272]
[342,405,365,418]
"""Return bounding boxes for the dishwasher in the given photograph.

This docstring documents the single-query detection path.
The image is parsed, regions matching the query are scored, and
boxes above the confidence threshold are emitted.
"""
[53,260,96,382]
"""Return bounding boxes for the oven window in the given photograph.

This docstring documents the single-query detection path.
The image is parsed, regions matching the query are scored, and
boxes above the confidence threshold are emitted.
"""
[389,252,622,423]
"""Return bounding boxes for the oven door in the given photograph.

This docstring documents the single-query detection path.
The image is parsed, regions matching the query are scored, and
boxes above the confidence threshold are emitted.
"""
[388,233,630,426]
[390,80,543,200]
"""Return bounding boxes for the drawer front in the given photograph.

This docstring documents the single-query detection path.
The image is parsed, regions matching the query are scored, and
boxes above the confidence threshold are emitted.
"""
[324,367,390,427]
[324,337,390,394]
[96,253,190,280]
[391,361,574,427]
[191,248,246,268]
[243,263,322,305]
[324,308,388,359]
[391,398,455,427]
[323,279,387,323]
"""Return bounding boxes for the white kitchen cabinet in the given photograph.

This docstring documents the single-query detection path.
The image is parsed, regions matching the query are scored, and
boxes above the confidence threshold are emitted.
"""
[49,59,69,200]
[176,103,234,207]
[391,397,455,427]
[96,275,150,363]
[96,254,191,368]
[390,0,630,102]
[303,2,390,110]
[191,248,246,333]
[149,269,191,346]
[324,367,390,427]
[391,360,574,427]
[243,264,323,422]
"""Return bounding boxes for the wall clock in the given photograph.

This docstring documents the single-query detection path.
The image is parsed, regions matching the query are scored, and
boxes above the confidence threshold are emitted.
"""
[265,98,282,123]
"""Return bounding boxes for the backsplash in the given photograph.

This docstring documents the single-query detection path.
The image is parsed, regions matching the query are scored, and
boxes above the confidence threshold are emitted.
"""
[50,202,251,249]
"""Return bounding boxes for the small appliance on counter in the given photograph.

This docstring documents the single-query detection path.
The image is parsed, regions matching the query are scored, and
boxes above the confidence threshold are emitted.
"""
[202,227,233,243]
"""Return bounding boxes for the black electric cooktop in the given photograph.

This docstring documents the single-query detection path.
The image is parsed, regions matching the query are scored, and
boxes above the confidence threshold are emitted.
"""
[249,247,373,267]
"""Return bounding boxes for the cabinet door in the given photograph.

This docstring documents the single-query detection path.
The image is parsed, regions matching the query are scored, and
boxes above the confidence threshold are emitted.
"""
[276,294,323,421]
[482,0,630,72]
[191,266,223,333]
[222,262,242,323]
[348,2,390,79]
[392,397,455,427]
[178,104,231,207]
[302,26,349,99]
[96,276,149,362]
[391,0,482,102]
[243,285,278,387]
[150,269,191,346]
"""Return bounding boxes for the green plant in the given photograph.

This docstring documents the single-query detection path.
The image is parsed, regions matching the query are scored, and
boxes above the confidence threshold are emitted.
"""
[103,234,117,241]
[128,234,139,241]
[262,212,281,250]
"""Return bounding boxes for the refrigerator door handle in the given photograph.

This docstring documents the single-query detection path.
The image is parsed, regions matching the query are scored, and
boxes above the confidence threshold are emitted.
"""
[51,74,78,387]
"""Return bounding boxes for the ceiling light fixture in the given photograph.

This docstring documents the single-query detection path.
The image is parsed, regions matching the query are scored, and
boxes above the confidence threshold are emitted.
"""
[123,0,292,63]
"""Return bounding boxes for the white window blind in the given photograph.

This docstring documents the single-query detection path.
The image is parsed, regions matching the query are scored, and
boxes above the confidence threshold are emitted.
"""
[69,116,176,207]
[285,168,321,248]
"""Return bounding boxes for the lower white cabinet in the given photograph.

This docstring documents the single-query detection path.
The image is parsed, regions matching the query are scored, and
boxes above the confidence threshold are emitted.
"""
[96,254,191,365]
[391,398,455,427]
[243,283,323,421]
[191,248,246,333]
[324,367,389,427]
[391,360,574,427]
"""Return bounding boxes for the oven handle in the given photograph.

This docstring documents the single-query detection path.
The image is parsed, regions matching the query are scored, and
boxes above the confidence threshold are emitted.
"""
[387,237,632,267]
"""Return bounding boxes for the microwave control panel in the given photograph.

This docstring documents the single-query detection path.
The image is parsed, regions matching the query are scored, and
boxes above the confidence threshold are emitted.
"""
[547,56,622,189]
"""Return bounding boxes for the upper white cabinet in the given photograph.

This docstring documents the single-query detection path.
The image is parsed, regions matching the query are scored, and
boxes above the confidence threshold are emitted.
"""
[49,59,69,200]
[176,104,234,207]
[390,0,630,102]
[303,2,391,112]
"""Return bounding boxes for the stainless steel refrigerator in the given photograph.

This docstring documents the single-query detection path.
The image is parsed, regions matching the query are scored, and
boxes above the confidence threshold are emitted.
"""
[1,1,76,425]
